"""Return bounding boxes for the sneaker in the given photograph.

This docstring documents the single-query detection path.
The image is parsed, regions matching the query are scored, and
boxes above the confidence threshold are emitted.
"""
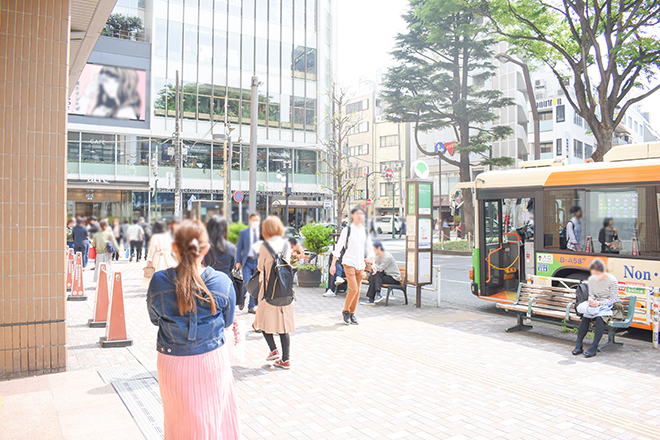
[342,311,350,325]
[360,299,375,306]
[248,308,257,314]
[266,350,280,361]
[335,276,345,285]
[323,290,336,297]
[274,359,290,369]
[350,314,359,325]
[374,294,384,304]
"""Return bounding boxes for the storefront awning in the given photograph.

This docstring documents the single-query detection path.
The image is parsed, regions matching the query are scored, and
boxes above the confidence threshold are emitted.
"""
[67,179,150,191]
[271,199,323,209]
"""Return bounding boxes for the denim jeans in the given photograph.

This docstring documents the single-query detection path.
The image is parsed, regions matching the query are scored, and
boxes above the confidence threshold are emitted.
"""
[327,261,345,293]
[242,258,258,310]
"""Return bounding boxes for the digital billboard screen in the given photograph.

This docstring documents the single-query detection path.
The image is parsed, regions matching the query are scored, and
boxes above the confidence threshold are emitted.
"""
[69,64,147,121]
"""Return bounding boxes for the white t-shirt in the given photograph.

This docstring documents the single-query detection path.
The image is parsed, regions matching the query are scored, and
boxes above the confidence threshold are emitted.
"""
[332,224,375,270]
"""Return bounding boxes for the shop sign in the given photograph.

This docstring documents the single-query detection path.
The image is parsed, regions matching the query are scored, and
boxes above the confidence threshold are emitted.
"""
[536,97,562,109]
[86,175,110,184]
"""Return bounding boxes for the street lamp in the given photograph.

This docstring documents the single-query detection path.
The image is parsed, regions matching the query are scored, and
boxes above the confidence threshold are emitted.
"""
[213,128,234,221]
[495,53,540,161]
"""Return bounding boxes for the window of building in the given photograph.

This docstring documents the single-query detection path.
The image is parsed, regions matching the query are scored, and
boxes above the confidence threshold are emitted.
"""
[574,139,583,158]
[555,138,562,156]
[573,111,583,127]
[81,133,115,163]
[349,121,369,135]
[346,99,369,114]
[268,148,292,172]
[379,182,398,198]
[380,134,398,148]
[68,132,80,163]
[539,110,553,132]
[294,149,316,174]
[168,20,183,60]
[542,186,660,257]
[585,144,593,159]
[634,120,639,133]
[156,138,175,167]
[349,144,369,156]
[540,141,553,159]
[556,105,565,123]
[270,0,281,23]
[117,136,149,166]
[184,142,211,170]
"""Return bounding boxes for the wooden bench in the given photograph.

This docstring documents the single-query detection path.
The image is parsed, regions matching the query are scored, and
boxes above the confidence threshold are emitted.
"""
[497,283,637,351]
[362,265,408,306]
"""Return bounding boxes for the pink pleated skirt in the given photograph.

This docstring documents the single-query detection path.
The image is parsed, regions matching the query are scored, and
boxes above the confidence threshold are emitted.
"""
[157,345,241,439]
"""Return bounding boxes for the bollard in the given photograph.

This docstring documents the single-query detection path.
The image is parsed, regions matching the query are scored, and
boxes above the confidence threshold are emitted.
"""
[99,273,133,348]
[435,265,442,307]
[66,249,74,291]
[68,252,87,301]
[88,263,110,328]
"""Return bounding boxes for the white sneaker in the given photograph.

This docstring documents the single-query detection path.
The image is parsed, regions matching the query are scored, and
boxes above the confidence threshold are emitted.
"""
[335,276,345,285]
[323,289,336,297]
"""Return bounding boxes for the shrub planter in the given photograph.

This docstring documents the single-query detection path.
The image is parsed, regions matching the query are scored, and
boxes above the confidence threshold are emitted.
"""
[297,268,323,287]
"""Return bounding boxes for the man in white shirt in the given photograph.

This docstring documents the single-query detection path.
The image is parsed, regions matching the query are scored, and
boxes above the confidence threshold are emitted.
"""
[330,207,375,325]
[126,219,144,262]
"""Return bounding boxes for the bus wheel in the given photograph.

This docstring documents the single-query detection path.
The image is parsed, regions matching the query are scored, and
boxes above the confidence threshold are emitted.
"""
[552,269,588,287]
[377,227,383,234]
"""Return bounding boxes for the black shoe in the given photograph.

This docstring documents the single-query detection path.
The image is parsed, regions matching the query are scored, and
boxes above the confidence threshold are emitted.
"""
[583,351,597,358]
[252,324,262,333]
[342,311,350,325]
[350,314,359,325]
[572,348,583,355]
[248,308,256,314]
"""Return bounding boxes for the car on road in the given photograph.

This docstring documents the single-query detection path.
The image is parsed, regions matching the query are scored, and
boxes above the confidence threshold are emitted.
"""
[373,216,403,235]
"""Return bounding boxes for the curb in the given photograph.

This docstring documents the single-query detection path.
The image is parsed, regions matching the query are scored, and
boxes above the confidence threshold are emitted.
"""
[432,249,472,256]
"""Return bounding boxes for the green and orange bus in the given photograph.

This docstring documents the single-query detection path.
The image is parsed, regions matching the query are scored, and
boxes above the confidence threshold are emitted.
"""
[465,143,660,330]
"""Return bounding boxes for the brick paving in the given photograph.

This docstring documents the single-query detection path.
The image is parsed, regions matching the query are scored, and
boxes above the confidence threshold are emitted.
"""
[4,258,660,439]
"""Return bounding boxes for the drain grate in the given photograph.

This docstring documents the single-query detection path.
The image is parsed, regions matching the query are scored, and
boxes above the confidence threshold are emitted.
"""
[113,378,164,440]
[98,365,164,440]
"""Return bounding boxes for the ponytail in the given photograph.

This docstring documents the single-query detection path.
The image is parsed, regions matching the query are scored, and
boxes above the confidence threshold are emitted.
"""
[173,220,217,315]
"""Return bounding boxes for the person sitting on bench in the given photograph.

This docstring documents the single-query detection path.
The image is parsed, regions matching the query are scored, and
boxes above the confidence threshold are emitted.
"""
[572,258,620,358]
[361,241,401,305]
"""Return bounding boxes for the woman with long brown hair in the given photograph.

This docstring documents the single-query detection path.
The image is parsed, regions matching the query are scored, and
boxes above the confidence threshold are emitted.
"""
[147,220,240,438]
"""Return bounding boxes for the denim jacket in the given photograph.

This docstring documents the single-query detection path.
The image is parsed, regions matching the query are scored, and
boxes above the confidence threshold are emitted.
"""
[147,267,236,356]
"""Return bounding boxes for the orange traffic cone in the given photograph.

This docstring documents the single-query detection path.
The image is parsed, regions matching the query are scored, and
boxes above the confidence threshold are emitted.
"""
[99,272,133,348]
[585,236,593,253]
[66,249,74,291]
[67,252,87,301]
[632,237,639,256]
[88,263,110,328]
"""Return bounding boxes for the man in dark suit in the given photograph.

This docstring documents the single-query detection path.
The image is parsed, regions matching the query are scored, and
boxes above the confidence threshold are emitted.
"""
[237,213,261,313]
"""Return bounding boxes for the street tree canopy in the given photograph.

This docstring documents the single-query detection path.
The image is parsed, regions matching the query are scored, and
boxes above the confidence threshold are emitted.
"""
[382,0,514,235]
[481,0,660,160]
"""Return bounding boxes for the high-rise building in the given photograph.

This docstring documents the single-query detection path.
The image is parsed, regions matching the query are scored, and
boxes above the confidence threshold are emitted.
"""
[67,0,335,225]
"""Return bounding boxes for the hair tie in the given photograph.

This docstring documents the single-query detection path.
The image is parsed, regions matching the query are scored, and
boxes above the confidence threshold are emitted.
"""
[191,238,199,247]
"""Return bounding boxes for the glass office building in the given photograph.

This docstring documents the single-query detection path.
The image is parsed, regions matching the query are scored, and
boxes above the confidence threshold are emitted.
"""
[67,0,335,224]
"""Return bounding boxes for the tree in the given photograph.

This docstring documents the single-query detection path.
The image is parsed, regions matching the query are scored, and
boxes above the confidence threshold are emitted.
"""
[382,0,514,236]
[102,14,144,40]
[481,0,660,161]
[318,79,362,230]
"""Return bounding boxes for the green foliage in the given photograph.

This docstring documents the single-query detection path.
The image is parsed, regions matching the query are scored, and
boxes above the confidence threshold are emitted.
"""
[479,0,660,159]
[228,222,248,244]
[382,0,514,169]
[433,239,472,251]
[102,14,143,39]
[296,263,321,272]
[299,223,333,267]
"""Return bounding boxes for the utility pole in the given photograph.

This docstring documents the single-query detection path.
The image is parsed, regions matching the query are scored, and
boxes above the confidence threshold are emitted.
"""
[249,76,259,214]
[174,70,182,219]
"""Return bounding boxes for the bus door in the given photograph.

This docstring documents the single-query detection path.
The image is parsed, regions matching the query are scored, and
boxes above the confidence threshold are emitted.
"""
[482,200,504,295]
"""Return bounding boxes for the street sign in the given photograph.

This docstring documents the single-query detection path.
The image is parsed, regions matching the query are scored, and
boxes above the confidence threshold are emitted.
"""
[234,190,244,203]
[434,142,446,154]
[412,160,430,179]
[385,168,394,178]
[367,198,372,206]
[323,200,332,210]
[187,195,197,209]
[446,141,456,155]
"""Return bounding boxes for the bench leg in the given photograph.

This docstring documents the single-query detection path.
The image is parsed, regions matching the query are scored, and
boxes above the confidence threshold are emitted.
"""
[598,328,623,351]
[506,315,532,333]
[385,288,391,306]
[403,285,408,305]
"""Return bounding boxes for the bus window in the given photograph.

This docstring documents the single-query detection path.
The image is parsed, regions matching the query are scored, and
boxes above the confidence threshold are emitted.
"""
[543,189,584,249]
[502,198,535,241]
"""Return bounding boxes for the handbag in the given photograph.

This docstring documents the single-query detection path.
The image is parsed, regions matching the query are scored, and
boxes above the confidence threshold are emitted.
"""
[224,319,246,366]
[231,268,245,308]
[143,265,156,279]
[88,246,96,260]
[107,241,117,254]
[125,247,130,259]
[245,269,261,299]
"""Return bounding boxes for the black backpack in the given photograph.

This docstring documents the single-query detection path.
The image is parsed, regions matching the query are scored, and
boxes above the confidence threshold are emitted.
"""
[559,219,575,250]
[574,283,589,317]
[262,241,295,306]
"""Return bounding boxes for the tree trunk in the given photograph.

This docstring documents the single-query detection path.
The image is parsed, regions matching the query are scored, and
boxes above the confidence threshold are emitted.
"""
[592,129,612,162]
[459,154,474,239]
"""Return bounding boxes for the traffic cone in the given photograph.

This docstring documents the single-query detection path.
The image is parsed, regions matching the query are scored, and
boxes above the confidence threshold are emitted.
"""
[88,263,109,328]
[66,249,74,291]
[585,236,593,253]
[632,237,639,256]
[67,252,87,301]
[99,272,133,348]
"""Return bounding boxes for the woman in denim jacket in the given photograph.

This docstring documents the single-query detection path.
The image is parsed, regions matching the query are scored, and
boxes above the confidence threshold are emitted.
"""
[147,220,240,439]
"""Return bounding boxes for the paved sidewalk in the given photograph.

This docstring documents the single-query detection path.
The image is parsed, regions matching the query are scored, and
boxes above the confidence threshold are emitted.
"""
[2,259,660,439]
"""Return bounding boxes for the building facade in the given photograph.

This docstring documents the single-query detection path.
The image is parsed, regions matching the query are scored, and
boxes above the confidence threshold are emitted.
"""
[67,0,335,226]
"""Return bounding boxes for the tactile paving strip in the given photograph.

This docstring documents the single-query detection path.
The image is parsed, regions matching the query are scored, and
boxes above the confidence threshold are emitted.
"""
[98,365,164,440]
